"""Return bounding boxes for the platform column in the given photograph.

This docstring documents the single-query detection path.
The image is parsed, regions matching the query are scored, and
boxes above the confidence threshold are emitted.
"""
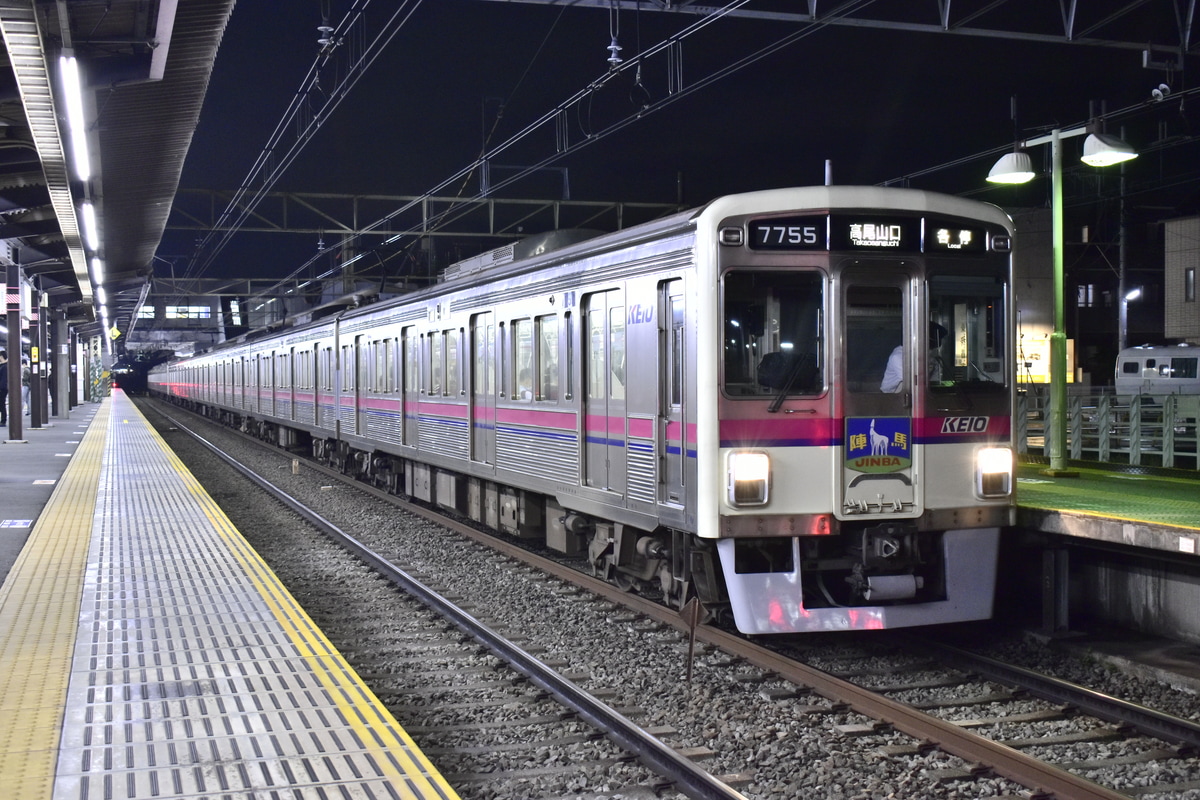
[28,287,45,429]
[52,309,71,418]
[5,261,21,440]
[1041,547,1071,634]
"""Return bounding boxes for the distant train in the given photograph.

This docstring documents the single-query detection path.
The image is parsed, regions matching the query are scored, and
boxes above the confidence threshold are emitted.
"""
[1114,345,1200,396]
[149,186,1017,634]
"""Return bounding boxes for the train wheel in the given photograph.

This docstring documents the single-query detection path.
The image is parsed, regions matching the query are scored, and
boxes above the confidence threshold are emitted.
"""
[613,571,636,592]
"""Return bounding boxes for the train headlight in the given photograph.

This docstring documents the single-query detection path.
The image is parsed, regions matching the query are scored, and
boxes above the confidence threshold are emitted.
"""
[727,451,770,506]
[975,446,1013,498]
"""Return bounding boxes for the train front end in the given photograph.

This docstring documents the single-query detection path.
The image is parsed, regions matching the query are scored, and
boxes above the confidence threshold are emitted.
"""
[697,187,1016,634]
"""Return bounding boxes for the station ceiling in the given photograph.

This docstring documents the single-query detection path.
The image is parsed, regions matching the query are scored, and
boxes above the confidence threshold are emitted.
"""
[0,0,1194,349]
[0,0,234,342]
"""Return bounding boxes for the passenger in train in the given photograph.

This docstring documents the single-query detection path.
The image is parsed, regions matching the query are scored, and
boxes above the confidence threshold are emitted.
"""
[880,322,948,392]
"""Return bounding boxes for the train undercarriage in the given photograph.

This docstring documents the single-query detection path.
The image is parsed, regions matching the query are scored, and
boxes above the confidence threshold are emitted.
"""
[187,402,956,630]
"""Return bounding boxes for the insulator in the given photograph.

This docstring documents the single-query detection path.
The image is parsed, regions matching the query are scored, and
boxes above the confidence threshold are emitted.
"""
[607,37,623,66]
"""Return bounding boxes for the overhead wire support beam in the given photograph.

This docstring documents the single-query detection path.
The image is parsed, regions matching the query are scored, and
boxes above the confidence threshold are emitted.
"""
[256,0,923,299]
[238,0,1196,303]
[467,0,1197,55]
[185,0,426,281]
[168,189,680,238]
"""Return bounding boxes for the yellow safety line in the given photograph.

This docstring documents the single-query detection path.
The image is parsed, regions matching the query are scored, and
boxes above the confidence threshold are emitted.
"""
[0,399,111,799]
[122,397,462,799]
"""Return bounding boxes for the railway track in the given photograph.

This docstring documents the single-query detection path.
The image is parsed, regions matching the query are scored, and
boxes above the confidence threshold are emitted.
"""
[144,401,739,800]
[141,396,1200,799]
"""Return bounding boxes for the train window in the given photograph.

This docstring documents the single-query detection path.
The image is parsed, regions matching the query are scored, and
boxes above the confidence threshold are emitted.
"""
[587,307,605,401]
[386,339,398,392]
[1171,358,1198,379]
[563,311,574,401]
[928,272,1008,392]
[403,327,418,393]
[722,270,823,397]
[846,284,902,393]
[321,347,333,391]
[670,294,684,408]
[473,314,494,399]
[537,315,558,401]
[431,333,443,396]
[499,321,508,398]
[358,340,370,393]
[514,318,533,400]
[610,306,626,401]
[342,345,355,392]
[445,329,461,396]
[1122,361,1140,375]
[373,340,385,392]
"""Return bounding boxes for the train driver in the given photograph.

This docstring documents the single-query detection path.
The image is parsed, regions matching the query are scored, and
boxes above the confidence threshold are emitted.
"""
[881,322,948,392]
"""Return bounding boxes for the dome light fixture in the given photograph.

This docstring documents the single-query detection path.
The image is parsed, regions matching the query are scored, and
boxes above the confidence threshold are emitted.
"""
[1081,132,1138,167]
[986,151,1035,184]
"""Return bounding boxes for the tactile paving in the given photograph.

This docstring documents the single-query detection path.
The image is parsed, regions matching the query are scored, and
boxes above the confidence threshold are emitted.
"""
[0,392,460,800]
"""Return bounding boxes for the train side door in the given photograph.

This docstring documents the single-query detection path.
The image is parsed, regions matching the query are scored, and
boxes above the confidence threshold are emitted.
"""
[285,348,295,421]
[355,334,369,436]
[266,351,276,416]
[244,355,253,410]
[661,280,687,506]
[471,312,495,465]
[305,344,318,426]
[402,325,419,446]
[840,269,917,516]
[582,289,627,494]
[318,344,334,429]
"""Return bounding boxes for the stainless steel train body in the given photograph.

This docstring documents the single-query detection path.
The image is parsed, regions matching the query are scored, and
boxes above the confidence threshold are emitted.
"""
[149,186,1017,634]
[1115,345,1200,396]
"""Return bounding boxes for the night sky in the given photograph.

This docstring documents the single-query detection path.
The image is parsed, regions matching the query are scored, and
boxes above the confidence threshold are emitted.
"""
[159,1,1197,281]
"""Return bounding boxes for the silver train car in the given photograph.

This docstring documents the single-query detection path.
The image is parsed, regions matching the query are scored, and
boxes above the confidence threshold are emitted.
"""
[1115,345,1200,396]
[149,186,1017,634]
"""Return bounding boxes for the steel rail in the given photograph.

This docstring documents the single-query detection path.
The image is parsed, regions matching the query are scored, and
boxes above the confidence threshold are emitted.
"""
[263,461,1134,800]
[906,635,1200,752]
[149,399,1133,800]
[150,403,748,800]
[295,473,1136,800]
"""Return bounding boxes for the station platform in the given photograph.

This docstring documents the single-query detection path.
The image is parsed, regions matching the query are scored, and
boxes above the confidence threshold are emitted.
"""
[0,390,460,800]
[1016,459,1200,557]
[0,407,96,586]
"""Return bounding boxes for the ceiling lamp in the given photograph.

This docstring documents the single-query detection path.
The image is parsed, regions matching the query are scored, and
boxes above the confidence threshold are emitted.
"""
[985,151,1035,184]
[59,53,91,181]
[1081,132,1138,167]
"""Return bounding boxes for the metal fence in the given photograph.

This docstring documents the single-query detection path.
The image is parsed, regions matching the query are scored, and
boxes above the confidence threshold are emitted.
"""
[1017,387,1200,470]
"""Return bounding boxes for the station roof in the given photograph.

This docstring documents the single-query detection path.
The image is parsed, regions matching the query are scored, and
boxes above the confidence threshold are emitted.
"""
[0,0,234,341]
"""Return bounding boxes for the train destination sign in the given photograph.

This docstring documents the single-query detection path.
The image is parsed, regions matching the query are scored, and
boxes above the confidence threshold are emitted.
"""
[926,220,987,252]
[748,214,989,254]
[829,216,922,252]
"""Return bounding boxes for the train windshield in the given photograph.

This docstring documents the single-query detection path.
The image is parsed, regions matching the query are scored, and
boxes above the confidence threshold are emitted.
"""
[928,270,1008,392]
[722,270,823,397]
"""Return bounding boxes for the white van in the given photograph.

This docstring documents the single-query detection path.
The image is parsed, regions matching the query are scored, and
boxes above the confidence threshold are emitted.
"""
[1114,345,1200,396]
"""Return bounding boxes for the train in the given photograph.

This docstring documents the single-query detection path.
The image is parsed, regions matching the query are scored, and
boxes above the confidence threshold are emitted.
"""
[148,185,1017,634]
[1114,345,1200,396]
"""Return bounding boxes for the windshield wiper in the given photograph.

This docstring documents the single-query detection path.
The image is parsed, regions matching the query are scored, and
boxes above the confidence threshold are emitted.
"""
[768,352,815,413]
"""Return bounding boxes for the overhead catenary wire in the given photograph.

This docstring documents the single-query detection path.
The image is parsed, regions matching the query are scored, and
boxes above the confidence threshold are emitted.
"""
[183,0,425,282]
[255,0,886,297]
